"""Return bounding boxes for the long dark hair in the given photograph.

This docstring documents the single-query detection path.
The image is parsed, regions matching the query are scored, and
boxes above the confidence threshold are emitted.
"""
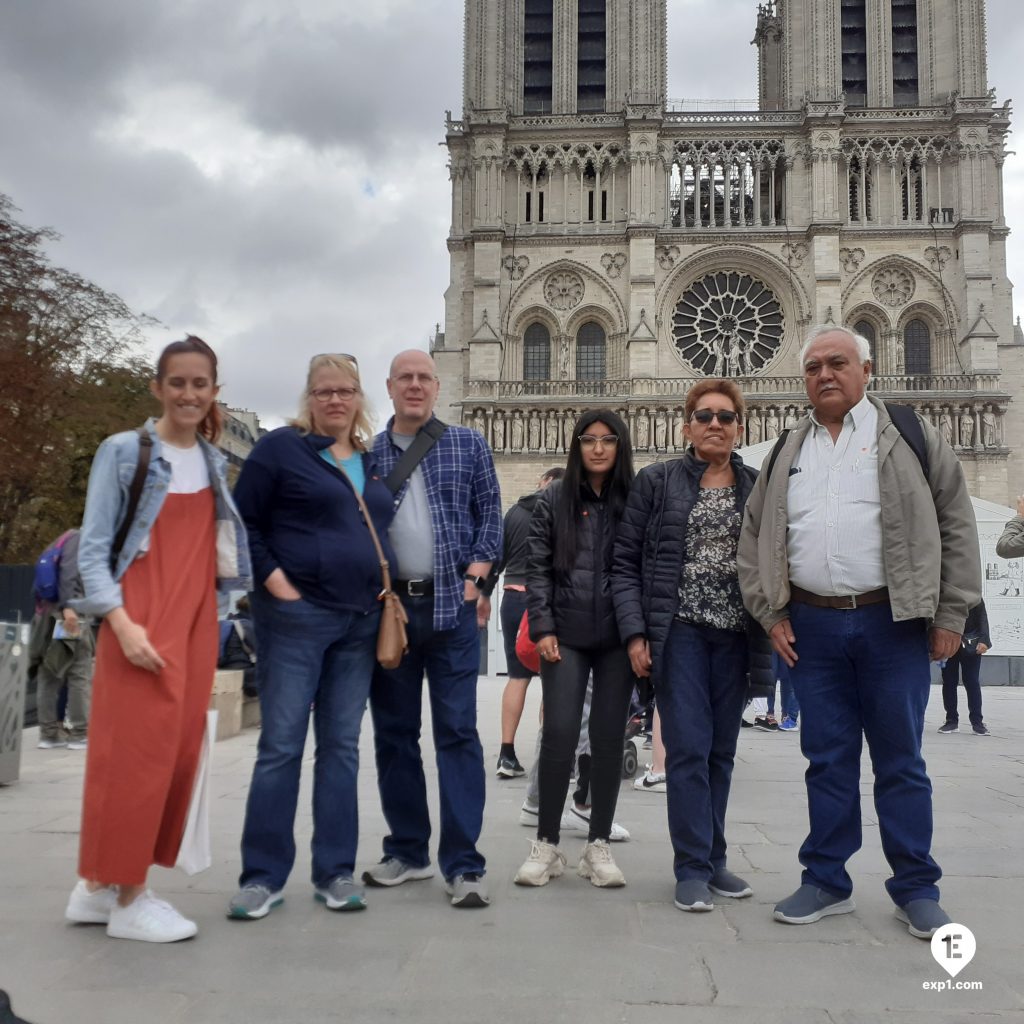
[155,335,222,442]
[552,408,634,574]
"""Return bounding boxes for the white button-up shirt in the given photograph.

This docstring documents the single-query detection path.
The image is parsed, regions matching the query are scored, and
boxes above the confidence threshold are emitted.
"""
[787,394,886,596]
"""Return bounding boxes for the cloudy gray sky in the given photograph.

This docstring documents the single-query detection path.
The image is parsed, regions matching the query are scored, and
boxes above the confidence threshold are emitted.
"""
[2,0,1022,428]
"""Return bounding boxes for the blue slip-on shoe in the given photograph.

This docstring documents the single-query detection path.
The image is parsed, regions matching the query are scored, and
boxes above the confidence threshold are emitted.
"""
[895,899,951,939]
[773,884,855,924]
[709,867,753,898]
[674,879,714,912]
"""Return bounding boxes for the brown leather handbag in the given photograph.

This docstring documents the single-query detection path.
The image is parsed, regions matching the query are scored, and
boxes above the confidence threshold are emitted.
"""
[338,465,408,669]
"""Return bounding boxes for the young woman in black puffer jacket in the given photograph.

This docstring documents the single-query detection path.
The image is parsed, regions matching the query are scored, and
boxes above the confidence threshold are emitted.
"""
[514,409,635,890]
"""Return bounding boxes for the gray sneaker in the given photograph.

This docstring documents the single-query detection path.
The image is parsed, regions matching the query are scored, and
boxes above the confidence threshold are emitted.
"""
[227,884,284,920]
[773,884,855,924]
[314,876,366,912]
[895,899,951,939]
[445,873,490,908]
[709,867,753,898]
[362,857,435,887]
[674,879,714,912]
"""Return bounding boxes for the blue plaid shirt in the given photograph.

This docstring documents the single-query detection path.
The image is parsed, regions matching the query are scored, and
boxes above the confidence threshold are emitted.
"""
[374,417,503,631]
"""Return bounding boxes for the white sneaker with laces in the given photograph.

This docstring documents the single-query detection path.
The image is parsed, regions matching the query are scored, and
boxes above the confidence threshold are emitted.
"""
[578,839,626,887]
[106,891,198,943]
[65,880,117,924]
[559,804,631,842]
[514,840,567,886]
[633,769,667,793]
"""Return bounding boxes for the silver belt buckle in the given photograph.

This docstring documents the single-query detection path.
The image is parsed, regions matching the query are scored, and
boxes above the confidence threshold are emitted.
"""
[408,579,428,597]
[842,594,858,610]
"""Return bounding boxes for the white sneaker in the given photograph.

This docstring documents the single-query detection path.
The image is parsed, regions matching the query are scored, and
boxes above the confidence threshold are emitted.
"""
[67,739,88,750]
[514,840,567,886]
[559,804,631,842]
[106,891,198,943]
[65,880,117,924]
[37,738,68,749]
[519,802,539,827]
[578,839,626,887]
[633,769,667,793]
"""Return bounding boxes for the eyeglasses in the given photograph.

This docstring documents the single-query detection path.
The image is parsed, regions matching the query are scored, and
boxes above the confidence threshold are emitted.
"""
[691,409,739,426]
[309,386,361,403]
[392,372,438,386]
[578,434,619,448]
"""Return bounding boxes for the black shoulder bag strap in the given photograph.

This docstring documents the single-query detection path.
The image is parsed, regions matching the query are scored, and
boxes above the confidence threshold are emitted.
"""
[764,429,791,482]
[883,402,930,480]
[110,427,154,571]
[384,418,447,496]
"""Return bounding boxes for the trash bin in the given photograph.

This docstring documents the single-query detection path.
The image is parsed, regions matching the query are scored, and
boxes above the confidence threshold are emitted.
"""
[0,622,27,785]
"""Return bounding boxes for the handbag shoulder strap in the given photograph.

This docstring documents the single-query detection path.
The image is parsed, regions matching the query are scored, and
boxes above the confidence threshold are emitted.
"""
[335,461,393,594]
[384,418,447,496]
[110,426,153,570]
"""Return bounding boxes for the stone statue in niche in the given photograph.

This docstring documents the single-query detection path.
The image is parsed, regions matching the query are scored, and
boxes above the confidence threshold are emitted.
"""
[472,408,487,441]
[528,411,541,451]
[559,338,570,379]
[655,410,668,450]
[492,412,506,453]
[938,409,954,448]
[562,409,577,447]
[784,406,799,430]
[764,407,781,440]
[747,411,763,446]
[959,407,975,448]
[983,405,999,447]
[545,411,559,451]
[511,410,525,452]
[673,410,686,449]
[635,408,650,450]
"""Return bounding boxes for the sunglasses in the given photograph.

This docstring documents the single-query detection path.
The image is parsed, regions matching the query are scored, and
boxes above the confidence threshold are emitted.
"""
[691,409,739,425]
[313,352,359,368]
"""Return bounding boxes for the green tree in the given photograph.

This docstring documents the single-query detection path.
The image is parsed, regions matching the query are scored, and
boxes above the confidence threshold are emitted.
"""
[0,194,157,562]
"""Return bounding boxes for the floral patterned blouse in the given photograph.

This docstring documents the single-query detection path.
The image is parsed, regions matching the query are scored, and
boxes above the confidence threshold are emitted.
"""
[676,484,746,632]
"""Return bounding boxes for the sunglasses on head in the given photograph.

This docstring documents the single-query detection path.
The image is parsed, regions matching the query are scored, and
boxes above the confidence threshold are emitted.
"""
[691,409,739,425]
[314,352,359,368]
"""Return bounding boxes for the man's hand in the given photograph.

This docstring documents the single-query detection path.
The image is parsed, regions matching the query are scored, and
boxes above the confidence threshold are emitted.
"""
[536,635,561,663]
[929,627,962,662]
[61,607,81,638]
[976,642,989,655]
[627,636,652,678]
[769,619,798,668]
[265,568,302,601]
[476,594,491,628]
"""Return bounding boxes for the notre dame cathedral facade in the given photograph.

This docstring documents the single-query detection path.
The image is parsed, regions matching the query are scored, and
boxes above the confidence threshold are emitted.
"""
[432,0,1023,505]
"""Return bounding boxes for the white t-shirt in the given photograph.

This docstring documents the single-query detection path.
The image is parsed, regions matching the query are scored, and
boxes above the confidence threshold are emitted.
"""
[162,441,210,493]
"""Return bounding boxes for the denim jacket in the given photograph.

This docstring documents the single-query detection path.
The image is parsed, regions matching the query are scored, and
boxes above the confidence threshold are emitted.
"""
[75,418,252,617]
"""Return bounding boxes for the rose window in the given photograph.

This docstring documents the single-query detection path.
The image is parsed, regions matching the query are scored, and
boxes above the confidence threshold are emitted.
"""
[672,272,784,376]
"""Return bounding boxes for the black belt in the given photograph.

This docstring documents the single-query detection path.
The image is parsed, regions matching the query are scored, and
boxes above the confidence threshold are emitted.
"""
[789,585,890,611]
[393,579,434,598]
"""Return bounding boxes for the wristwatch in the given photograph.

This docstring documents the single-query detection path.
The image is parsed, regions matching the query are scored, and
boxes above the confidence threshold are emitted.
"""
[463,573,488,591]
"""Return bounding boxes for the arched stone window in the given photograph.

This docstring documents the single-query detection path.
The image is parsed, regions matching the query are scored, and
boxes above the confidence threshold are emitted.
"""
[854,319,877,365]
[523,322,552,379]
[903,318,931,375]
[576,321,606,380]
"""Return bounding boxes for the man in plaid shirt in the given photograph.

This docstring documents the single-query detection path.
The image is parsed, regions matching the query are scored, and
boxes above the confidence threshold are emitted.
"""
[364,349,502,908]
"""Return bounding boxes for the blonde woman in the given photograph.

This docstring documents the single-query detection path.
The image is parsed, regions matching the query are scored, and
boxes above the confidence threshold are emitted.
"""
[229,355,395,919]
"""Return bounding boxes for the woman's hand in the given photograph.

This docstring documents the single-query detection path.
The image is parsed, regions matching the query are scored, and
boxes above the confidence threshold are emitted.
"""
[627,636,652,678]
[976,642,989,655]
[265,568,302,601]
[106,608,166,674]
[537,635,561,662]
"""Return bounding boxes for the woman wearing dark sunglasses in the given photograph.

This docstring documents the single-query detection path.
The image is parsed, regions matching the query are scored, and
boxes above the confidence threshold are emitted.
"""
[515,409,636,888]
[612,379,766,913]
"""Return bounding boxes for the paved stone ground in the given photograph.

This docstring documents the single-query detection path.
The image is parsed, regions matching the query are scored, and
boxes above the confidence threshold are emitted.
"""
[1,680,1022,1024]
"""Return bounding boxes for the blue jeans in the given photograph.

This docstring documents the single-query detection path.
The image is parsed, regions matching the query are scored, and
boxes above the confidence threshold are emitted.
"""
[787,601,940,905]
[658,620,748,883]
[369,596,485,880]
[768,652,800,720]
[239,592,378,890]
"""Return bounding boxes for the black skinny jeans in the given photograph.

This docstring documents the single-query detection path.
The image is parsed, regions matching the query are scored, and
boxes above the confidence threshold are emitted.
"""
[941,649,984,726]
[537,644,634,844]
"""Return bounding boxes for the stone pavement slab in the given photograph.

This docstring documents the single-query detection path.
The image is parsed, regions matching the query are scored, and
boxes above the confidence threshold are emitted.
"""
[0,682,1022,1023]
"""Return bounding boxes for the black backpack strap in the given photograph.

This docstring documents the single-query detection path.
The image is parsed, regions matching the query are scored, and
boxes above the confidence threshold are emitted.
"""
[764,429,791,482]
[110,427,153,571]
[883,402,930,480]
[384,418,447,496]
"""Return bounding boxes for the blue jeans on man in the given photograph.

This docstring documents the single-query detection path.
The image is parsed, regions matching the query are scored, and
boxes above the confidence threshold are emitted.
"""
[658,619,748,883]
[240,592,379,890]
[369,596,486,880]
[787,601,940,906]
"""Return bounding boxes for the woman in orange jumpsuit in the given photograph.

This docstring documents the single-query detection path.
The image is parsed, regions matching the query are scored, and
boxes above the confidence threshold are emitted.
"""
[65,336,250,942]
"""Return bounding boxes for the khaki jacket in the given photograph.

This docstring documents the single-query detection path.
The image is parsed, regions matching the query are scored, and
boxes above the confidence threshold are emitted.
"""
[995,517,1024,559]
[737,395,981,635]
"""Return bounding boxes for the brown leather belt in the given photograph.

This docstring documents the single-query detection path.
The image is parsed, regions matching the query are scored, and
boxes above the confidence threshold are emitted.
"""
[789,585,890,611]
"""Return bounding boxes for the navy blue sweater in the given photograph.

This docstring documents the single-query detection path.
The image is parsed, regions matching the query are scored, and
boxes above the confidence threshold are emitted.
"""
[233,427,396,612]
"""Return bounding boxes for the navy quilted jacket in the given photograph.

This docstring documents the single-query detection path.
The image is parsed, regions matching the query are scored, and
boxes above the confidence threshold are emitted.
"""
[611,449,771,688]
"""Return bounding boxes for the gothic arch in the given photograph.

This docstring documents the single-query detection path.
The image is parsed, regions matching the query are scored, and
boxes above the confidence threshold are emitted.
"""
[844,301,892,333]
[511,304,561,339]
[842,255,961,326]
[510,259,628,334]
[895,301,947,334]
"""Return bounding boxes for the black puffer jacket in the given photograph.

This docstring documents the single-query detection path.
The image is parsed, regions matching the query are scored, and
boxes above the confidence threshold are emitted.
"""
[612,449,771,689]
[526,480,623,651]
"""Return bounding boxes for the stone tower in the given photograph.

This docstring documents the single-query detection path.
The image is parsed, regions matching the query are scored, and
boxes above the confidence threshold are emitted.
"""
[435,0,1022,505]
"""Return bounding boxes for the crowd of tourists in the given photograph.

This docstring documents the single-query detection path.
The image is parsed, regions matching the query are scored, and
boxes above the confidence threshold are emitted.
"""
[56,323,1014,946]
